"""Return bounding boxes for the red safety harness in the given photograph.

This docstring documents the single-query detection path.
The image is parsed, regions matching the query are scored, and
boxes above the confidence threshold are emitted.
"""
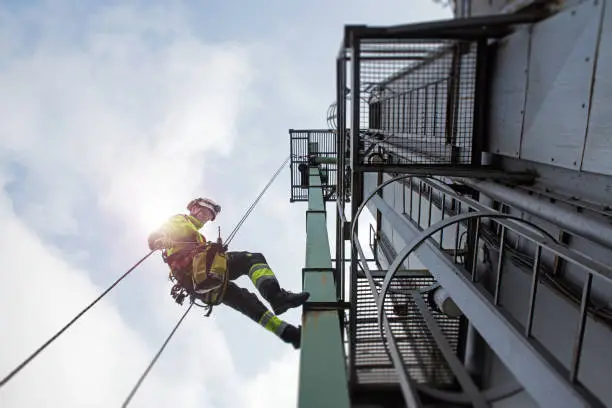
[163,240,227,311]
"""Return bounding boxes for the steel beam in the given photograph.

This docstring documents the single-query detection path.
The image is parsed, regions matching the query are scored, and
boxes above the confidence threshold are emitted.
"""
[370,194,420,247]
[412,291,488,408]
[353,231,424,408]
[344,11,548,40]
[356,269,430,278]
[374,196,604,408]
[298,155,350,408]
[354,164,534,182]
[348,29,363,389]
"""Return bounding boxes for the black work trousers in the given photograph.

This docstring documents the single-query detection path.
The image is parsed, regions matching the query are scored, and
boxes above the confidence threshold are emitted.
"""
[219,251,279,324]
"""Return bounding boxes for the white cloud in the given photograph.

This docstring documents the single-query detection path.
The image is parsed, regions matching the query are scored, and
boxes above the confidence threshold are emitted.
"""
[0,175,299,407]
[0,178,223,407]
[0,2,273,407]
[0,2,255,239]
[0,1,454,407]
[240,348,300,408]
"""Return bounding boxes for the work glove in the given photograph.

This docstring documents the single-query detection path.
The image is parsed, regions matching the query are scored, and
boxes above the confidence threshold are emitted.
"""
[148,232,173,250]
[155,237,173,250]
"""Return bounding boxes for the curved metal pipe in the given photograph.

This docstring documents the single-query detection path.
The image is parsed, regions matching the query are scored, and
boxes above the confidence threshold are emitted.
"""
[372,212,601,408]
[349,175,533,404]
[351,197,524,404]
[377,211,555,330]
[459,178,612,250]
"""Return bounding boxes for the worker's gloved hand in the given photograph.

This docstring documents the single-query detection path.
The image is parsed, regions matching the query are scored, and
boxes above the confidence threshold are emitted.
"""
[148,232,173,250]
[156,236,174,249]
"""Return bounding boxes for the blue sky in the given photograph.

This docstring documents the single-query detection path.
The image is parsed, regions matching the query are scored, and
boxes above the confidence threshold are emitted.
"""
[0,1,451,407]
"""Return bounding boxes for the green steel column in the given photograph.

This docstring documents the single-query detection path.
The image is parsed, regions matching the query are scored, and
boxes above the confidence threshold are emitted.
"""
[298,146,350,408]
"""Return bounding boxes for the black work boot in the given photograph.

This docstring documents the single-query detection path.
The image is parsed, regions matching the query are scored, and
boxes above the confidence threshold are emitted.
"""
[271,289,310,315]
[280,325,301,349]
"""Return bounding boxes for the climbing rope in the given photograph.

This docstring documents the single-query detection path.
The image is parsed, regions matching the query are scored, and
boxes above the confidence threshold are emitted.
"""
[121,155,291,403]
[225,155,289,245]
[121,301,194,407]
[0,250,155,388]
[0,155,290,399]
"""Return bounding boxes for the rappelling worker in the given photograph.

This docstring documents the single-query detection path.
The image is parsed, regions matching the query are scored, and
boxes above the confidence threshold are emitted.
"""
[147,197,309,349]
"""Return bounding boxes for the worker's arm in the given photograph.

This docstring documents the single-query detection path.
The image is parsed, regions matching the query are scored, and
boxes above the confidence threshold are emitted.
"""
[148,215,200,250]
[147,230,168,250]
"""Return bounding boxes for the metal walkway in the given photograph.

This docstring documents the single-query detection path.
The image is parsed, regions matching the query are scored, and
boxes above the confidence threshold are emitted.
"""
[290,9,612,408]
[353,273,461,386]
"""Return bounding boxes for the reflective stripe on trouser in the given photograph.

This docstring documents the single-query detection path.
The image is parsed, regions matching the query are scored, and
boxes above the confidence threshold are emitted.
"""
[248,263,276,291]
[258,310,287,336]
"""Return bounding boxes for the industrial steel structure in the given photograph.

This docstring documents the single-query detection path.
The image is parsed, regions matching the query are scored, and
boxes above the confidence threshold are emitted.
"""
[290,1,612,407]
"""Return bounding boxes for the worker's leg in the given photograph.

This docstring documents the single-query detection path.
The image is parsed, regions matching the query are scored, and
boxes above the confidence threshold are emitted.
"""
[226,251,310,315]
[220,281,301,348]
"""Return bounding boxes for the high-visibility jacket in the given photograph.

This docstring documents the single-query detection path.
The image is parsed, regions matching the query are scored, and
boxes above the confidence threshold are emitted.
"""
[162,214,206,255]
[149,214,228,304]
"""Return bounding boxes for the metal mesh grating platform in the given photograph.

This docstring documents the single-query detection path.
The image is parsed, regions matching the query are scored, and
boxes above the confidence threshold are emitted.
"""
[289,129,338,202]
[358,38,478,166]
[353,275,461,387]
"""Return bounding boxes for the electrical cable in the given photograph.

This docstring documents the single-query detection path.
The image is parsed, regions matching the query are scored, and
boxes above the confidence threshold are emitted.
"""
[0,250,156,388]
[121,301,194,407]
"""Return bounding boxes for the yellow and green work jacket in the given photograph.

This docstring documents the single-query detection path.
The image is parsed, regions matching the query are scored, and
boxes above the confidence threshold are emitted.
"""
[150,214,228,305]
[162,214,206,256]
[149,214,207,277]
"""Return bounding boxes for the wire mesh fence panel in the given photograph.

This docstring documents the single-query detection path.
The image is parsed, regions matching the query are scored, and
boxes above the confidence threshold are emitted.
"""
[289,129,338,202]
[354,37,478,166]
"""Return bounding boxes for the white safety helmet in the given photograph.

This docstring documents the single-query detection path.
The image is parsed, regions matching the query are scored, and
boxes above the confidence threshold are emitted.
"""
[187,197,221,221]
